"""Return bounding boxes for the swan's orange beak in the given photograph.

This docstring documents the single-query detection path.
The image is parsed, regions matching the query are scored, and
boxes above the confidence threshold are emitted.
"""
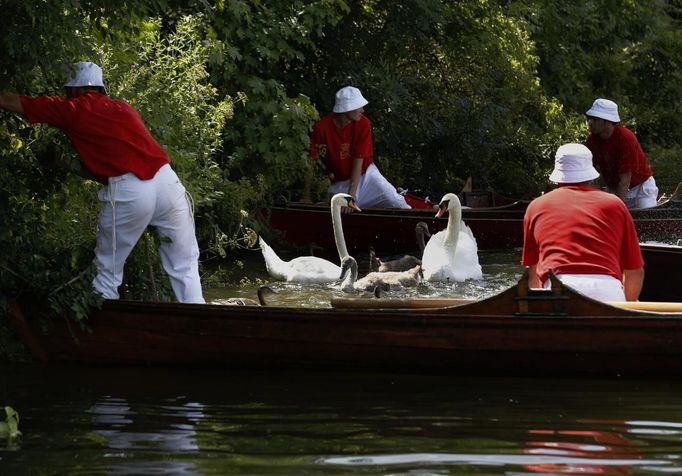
[348,199,361,212]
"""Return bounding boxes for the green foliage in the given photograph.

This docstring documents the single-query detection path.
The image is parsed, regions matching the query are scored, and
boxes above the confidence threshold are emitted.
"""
[207,0,349,205]
[300,0,571,197]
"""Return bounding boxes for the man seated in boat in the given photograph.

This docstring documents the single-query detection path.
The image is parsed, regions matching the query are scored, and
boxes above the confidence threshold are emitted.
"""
[585,98,658,209]
[302,86,425,211]
[521,143,644,301]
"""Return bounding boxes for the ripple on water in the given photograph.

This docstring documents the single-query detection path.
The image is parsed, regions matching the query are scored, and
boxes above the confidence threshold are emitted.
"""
[206,249,524,307]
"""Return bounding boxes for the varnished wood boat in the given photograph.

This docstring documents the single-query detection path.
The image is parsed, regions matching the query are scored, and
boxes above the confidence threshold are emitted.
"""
[8,271,682,377]
[260,195,682,254]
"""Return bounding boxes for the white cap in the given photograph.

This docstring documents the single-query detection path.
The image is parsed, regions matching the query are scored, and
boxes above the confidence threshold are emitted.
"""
[548,143,600,184]
[63,61,107,94]
[333,86,368,113]
[586,98,620,122]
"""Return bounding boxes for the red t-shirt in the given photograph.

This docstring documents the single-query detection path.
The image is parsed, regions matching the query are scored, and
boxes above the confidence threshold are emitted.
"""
[309,114,373,183]
[586,125,652,189]
[521,185,643,283]
[20,92,170,182]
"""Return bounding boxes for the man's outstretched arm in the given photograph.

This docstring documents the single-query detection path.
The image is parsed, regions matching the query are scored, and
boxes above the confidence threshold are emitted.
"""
[0,92,24,114]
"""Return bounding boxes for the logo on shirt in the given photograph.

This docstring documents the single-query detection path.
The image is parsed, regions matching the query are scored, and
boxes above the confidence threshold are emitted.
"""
[339,143,350,161]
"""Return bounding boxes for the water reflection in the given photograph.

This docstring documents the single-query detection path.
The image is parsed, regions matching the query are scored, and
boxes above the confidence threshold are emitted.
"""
[4,366,682,474]
[89,397,204,452]
[522,425,641,475]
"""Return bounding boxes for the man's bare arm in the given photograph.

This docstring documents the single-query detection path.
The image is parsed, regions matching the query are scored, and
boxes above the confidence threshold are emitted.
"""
[348,157,363,198]
[0,92,24,114]
[615,171,632,202]
[623,267,644,301]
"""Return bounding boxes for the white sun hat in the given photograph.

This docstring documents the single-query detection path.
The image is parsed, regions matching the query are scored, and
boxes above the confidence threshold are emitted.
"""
[548,143,600,184]
[63,61,108,94]
[333,86,368,113]
[585,98,620,122]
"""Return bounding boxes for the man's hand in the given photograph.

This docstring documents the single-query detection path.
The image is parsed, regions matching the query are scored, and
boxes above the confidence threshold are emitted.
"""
[0,92,24,114]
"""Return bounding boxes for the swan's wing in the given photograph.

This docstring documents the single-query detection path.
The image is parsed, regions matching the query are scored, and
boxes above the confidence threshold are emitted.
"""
[421,231,446,264]
[451,230,483,280]
[286,256,342,283]
[422,227,482,282]
[421,231,451,280]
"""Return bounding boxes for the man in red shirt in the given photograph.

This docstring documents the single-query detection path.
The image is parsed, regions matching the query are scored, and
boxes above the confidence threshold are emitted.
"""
[0,61,204,303]
[304,86,411,210]
[522,143,644,301]
[585,98,658,208]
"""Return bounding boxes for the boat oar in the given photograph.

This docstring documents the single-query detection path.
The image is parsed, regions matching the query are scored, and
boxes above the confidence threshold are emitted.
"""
[604,301,682,313]
[331,297,682,313]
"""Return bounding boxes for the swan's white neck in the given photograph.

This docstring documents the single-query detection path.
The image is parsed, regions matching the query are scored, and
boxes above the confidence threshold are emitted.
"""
[443,200,462,247]
[332,201,349,260]
[340,258,358,291]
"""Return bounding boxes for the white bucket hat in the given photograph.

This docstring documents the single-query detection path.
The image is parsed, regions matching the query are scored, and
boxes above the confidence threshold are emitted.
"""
[585,98,620,122]
[333,86,368,113]
[63,61,108,94]
[549,143,600,184]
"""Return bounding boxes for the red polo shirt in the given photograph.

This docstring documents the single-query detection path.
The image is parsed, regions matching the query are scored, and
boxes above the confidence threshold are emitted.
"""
[20,92,169,182]
[309,114,373,183]
[586,125,652,189]
[522,185,643,283]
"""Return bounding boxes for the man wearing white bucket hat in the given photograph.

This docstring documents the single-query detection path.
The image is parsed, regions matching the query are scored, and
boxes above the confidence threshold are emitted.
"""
[305,86,411,210]
[585,98,658,208]
[0,61,204,304]
[521,143,644,302]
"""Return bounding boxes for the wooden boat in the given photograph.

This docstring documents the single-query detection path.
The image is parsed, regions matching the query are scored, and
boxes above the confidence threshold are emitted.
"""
[260,194,682,254]
[640,242,682,302]
[8,271,682,377]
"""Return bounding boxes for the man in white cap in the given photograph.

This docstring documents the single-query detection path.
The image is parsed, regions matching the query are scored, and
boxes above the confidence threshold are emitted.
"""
[0,61,205,303]
[585,98,658,208]
[304,86,411,210]
[521,143,644,302]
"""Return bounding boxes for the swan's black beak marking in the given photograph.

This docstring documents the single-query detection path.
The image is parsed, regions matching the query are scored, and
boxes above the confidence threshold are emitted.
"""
[346,196,362,212]
[435,199,449,218]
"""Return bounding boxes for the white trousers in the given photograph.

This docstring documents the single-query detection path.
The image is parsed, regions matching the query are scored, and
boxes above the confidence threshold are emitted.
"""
[92,164,205,303]
[544,273,625,302]
[328,164,410,209]
[625,176,658,209]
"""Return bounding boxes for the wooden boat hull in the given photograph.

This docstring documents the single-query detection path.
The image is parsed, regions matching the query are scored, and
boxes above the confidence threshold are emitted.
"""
[8,273,682,377]
[261,198,682,253]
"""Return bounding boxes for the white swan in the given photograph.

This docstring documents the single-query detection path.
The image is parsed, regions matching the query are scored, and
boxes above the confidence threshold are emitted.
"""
[259,193,360,283]
[421,193,482,282]
[339,256,422,293]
